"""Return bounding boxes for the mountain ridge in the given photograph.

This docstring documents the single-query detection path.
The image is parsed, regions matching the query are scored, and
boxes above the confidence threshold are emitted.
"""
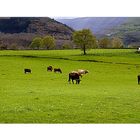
[57,17,140,45]
[0,17,74,49]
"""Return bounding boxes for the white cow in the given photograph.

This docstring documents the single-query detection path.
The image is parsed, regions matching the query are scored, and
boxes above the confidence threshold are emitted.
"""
[71,69,89,77]
[77,69,89,74]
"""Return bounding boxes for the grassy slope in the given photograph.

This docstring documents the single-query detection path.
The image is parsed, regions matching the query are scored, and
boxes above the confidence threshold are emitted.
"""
[0,49,140,123]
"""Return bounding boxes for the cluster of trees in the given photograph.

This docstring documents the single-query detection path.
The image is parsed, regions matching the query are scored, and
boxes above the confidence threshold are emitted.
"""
[30,35,56,50]
[29,29,124,55]
[72,29,124,55]
[98,37,123,49]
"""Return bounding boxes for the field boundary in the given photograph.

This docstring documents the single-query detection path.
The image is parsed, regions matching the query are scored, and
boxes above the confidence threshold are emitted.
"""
[0,54,140,67]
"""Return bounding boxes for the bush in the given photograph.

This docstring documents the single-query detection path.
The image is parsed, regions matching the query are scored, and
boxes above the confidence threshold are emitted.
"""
[10,44,18,50]
[0,45,7,50]
[62,44,71,49]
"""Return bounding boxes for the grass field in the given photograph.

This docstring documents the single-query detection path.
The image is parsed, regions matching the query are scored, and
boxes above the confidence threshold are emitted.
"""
[0,49,140,123]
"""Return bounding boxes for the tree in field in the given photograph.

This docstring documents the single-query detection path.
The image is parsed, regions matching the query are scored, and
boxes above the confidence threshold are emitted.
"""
[42,35,55,49]
[30,37,43,49]
[111,37,124,48]
[98,37,111,48]
[73,29,96,55]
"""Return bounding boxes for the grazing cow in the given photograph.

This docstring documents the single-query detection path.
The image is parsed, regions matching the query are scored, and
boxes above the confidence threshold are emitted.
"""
[136,48,140,53]
[137,47,140,51]
[68,72,81,84]
[77,69,89,75]
[47,66,53,71]
[71,69,89,78]
[71,70,82,77]
[54,68,62,73]
[24,68,31,74]
[138,75,140,84]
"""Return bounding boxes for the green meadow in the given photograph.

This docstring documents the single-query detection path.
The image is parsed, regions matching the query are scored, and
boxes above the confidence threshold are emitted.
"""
[0,49,140,123]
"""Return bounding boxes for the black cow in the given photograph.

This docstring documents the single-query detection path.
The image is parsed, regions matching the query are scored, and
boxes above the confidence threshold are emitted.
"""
[138,75,140,84]
[54,68,62,73]
[137,47,140,51]
[47,66,53,71]
[68,72,81,84]
[24,68,31,74]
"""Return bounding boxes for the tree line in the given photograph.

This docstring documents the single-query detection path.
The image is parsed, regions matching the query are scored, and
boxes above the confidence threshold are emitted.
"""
[29,29,124,55]
[0,29,123,54]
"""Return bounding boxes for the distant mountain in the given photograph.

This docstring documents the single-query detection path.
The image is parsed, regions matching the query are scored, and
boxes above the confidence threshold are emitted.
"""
[56,17,127,35]
[0,17,74,49]
[1,17,140,49]
[57,17,140,45]
[0,17,74,36]
[107,18,140,45]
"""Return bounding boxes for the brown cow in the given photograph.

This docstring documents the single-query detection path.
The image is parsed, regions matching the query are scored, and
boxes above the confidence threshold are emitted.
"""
[68,72,81,84]
[71,70,82,77]
[71,69,89,78]
[24,68,31,74]
[138,75,140,84]
[47,66,53,71]
[54,68,62,73]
